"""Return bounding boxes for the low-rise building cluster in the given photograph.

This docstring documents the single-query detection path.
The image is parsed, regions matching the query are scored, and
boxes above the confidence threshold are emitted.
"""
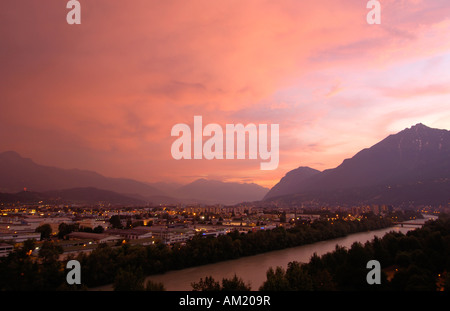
[0,201,444,259]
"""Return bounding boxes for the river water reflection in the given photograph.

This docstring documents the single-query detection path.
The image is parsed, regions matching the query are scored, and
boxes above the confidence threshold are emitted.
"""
[96,215,436,291]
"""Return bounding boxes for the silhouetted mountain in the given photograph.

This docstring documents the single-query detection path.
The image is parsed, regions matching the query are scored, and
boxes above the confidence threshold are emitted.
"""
[149,181,184,195]
[175,178,270,205]
[0,151,165,200]
[0,151,270,205]
[44,187,147,205]
[265,123,450,206]
[0,187,148,206]
[0,190,48,204]
[264,167,320,200]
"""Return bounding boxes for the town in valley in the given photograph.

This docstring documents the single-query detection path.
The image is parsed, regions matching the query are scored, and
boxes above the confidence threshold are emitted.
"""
[0,199,442,260]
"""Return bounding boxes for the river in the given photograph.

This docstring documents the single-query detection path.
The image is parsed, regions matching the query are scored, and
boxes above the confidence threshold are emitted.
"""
[95,215,436,291]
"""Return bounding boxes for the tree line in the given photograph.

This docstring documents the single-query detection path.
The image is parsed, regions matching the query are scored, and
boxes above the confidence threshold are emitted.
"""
[0,212,416,290]
[256,213,450,291]
[193,213,450,291]
[0,213,392,290]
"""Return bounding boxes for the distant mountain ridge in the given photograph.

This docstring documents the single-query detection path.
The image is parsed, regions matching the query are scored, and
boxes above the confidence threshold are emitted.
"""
[0,187,147,206]
[0,151,268,205]
[264,167,320,199]
[174,178,269,205]
[264,123,450,206]
[0,151,164,199]
[2,123,446,206]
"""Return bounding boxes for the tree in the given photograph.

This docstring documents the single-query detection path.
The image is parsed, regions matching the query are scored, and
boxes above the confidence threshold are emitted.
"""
[191,276,221,291]
[279,212,287,223]
[22,239,36,256]
[191,275,251,291]
[395,251,412,268]
[285,261,313,290]
[259,267,290,291]
[93,225,104,234]
[78,244,118,287]
[390,265,436,291]
[109,215,122,229]
[58,222,79,239]
[35,224,52,240]
[145,279,166,291]
[113,266,145,291]
[335,242,373,290]
[221,274,251,291]
[37,241,64,290]
[310,269,336,291]
[443,273,450,291]
[38,241,63,263]
[0,240,40,290]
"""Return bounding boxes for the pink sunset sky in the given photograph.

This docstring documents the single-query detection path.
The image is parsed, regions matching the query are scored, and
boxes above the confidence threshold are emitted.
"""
[1,0,450,189]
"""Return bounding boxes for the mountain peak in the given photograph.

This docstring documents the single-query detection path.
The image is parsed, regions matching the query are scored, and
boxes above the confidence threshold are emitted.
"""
[408,123,432,132]
[265,123,450,205]
[264,166,320,200]
[289,166,320,174]
[400,123,448,135]
[391,123,449,147]
[411,122,428,128]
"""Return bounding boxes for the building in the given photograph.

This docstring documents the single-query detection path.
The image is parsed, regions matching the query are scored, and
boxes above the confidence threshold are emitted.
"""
[297,214,320,222]
[198,228,228,237]
[66,232,121,243]
[0,232,41,243]
[106,228,153,240]
[77,219,109,230]
[150,225,196,244]
[0,243,14,257]
[15,216,75,235]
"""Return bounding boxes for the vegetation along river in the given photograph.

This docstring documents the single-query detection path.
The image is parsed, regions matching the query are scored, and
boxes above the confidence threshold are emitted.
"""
[113,215,434,291]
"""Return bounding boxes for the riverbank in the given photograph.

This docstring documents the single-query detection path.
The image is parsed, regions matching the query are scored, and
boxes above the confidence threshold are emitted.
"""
[94,216,435,291]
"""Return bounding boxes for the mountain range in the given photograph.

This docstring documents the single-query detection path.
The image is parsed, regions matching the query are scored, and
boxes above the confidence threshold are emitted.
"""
[1,123,448,207]
[0,151,269,205]
[0,187,148,206]
[264,123,450,206]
